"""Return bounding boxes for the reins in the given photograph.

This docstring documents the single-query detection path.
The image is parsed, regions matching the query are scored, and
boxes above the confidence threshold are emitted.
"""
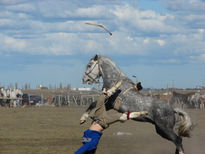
[85,57,103,83]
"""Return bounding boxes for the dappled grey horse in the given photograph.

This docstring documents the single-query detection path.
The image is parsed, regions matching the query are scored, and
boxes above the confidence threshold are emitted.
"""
[82,55,193,154]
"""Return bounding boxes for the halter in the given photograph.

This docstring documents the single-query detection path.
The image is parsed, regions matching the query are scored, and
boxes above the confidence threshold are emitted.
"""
[84,58,103,83]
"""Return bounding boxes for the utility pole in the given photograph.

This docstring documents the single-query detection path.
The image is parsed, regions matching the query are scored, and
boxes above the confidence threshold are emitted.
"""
[172,80,175,88]
[167,83,170,104]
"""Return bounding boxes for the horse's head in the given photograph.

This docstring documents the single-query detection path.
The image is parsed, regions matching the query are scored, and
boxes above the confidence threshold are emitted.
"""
[82,54,101,84]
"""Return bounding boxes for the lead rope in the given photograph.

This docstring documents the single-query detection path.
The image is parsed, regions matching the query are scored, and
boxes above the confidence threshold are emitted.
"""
[101,61,123,106]
[85,58,102,83]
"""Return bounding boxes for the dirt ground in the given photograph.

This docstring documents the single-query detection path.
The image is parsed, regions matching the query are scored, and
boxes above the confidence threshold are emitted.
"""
[0,106,204,154]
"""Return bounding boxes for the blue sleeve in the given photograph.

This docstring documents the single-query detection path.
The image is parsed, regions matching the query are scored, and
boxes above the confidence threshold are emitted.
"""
[75,138,100,154]
[75,143,91,154]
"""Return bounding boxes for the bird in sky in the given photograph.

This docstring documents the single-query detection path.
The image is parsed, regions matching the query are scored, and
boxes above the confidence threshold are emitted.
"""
[85,22,112,36]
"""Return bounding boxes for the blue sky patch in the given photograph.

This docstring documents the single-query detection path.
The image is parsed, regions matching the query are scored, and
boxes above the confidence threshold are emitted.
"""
[0,0,205,89]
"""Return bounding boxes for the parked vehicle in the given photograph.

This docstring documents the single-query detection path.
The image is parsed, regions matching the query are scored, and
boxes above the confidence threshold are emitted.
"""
[22,93,42,105]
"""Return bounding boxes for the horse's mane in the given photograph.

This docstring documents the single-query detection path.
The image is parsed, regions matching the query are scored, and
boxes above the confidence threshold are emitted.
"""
[99,56,126,77]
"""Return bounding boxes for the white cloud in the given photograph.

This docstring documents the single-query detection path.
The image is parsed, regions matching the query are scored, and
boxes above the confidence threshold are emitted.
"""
[36,1,113,19]
[200,54,205,59]
[0,0,26,4]
[158,59,179,64]
[76,5,111,18]
[0,0,205,89]
[143,38,150,44]
[0,19,13,26]
[190,54,205,63]
[164,0,205,12]
[112,4,177,33]
[17,13,30,19]
[156,39,165,46]
[0,0,204,65]
[198,29,205,33]
[126,36,133,41]
[5,2,36,12]
[0,34,27,52]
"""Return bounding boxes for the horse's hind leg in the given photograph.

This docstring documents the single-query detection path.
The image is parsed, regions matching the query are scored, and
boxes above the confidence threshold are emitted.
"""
[155,125,184,154]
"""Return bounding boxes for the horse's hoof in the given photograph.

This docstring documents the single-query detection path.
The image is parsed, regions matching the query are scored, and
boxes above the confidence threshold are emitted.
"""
[80,120,86,125]
[141,111,148,115]
[179,151,184,154]
[80,113,89,125]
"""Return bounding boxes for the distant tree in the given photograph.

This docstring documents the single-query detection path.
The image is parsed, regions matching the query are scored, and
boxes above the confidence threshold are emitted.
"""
[8,83,14,89]
[59,83,63,89]
[15,83,18,89]
[49,84,53,90]
[66,84,71,90]
[24,83,30,90]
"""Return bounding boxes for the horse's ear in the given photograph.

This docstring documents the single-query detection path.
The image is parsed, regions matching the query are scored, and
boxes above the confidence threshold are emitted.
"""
[93,54,98,61]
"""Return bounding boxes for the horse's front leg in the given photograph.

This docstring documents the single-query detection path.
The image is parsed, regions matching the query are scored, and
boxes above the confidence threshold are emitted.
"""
[80,101,97,124]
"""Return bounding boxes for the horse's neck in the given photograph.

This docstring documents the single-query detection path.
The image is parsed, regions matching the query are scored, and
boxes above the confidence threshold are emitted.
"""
[100,58,124,88]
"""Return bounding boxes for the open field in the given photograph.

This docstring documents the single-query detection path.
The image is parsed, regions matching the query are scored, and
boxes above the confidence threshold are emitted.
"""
[0,106,204,154]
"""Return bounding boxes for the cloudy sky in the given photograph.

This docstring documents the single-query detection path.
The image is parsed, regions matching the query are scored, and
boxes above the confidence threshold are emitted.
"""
[0,0,205,89]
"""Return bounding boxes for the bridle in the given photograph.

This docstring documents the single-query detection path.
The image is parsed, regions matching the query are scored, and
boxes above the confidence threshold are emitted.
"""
[84,58,103,83]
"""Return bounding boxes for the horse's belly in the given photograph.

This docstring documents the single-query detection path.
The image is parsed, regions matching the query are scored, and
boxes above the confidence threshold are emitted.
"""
[119,96,153,112]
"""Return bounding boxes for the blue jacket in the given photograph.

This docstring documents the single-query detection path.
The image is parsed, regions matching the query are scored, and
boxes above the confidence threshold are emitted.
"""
[75,129,103,154]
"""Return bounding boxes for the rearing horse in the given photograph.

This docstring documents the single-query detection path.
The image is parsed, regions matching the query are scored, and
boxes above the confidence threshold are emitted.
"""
[82,55,193,154]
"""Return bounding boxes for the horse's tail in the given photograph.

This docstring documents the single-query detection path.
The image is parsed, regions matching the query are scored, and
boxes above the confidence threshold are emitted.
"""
[174,108,193,137]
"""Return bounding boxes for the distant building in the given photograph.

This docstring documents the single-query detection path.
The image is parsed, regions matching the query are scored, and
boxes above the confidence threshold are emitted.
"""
[196,86,205,90]
[37,84,48,90]
[72,87,92,91]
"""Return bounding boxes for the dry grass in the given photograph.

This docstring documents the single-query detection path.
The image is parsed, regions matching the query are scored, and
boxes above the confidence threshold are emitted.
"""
[0,107,204,154]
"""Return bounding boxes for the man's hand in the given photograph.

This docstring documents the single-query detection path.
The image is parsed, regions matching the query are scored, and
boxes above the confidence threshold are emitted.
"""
[105,80,122,97]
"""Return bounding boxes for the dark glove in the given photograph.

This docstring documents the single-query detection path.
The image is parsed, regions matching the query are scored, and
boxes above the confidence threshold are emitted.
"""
[137,82,143,91]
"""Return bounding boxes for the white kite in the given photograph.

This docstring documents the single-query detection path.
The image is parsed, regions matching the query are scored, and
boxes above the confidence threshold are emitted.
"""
[85,22,112,36]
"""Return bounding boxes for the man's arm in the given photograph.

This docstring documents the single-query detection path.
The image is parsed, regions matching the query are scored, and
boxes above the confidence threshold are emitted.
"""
[75,129,102,154]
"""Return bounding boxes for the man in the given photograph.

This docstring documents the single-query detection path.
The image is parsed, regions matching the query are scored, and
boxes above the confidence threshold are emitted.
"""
[74,121,103,154]
[75,81,148,154]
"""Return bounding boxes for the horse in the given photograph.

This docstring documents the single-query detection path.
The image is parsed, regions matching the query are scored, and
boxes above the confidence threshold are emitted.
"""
[81,55,193,154]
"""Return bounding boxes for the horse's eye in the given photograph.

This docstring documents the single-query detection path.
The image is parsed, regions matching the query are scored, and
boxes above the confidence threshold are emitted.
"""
[87,62,93,68]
